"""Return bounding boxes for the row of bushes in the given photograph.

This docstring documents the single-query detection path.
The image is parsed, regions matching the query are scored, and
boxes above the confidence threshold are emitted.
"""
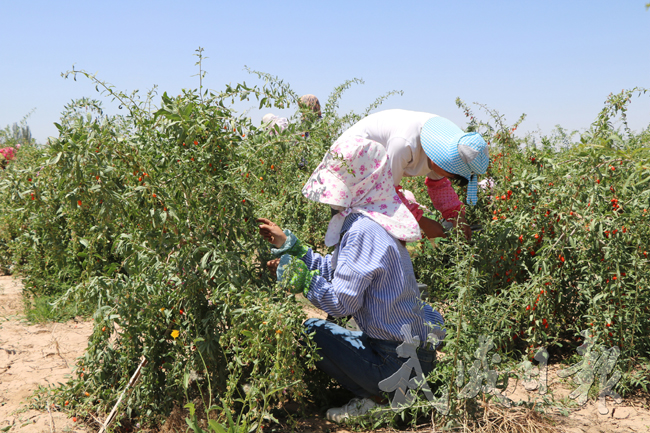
[1,67,648,429]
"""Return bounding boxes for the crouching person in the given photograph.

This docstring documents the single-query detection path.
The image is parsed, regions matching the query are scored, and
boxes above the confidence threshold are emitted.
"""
[257,137,445,423]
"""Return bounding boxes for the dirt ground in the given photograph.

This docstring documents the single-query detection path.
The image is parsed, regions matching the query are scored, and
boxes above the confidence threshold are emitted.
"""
[0,276,93,433]
[0,277,649,432]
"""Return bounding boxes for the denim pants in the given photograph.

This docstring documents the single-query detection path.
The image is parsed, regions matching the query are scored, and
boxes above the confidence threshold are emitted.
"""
[304,318,437,399]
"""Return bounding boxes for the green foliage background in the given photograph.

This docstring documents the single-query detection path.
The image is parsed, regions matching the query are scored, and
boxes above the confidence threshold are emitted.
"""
[0,63,648,429]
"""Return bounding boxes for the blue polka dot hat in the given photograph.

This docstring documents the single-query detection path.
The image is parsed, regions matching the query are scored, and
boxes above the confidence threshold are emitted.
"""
[421,117,490,205]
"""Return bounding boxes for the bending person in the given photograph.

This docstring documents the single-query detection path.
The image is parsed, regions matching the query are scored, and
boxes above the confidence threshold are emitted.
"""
[337,109,490,240]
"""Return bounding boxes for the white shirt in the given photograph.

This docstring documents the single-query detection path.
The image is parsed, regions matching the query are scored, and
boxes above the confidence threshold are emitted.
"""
[338,109,442,186]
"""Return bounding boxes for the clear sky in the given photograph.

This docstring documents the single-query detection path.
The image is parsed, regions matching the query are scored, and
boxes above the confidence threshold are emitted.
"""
[2,1,649,143]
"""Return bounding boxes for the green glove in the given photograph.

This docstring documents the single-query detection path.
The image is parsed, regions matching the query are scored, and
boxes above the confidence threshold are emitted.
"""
[271,230,310,258]
[277,254,319,295]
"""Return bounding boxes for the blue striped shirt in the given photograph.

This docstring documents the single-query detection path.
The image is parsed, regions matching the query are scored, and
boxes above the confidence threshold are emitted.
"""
[301,213,445,345]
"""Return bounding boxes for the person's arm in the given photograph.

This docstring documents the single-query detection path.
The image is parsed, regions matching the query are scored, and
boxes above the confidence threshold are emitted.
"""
[268,230,335,279]
[258,218,334,291]
[306,225,383,317]
[424,177,471,240]
[394,187,446,239]
[418,215,447,239]
[306,263,370,317]
[395,186,424,221]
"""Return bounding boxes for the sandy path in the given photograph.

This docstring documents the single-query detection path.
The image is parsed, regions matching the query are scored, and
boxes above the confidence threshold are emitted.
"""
[502,364,650,432]
[0,276,93,432]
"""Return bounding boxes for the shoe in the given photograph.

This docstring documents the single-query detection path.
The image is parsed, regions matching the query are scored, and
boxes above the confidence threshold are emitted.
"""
[326,397,378,423]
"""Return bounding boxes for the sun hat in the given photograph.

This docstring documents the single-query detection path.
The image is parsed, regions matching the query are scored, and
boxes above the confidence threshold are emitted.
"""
[261,113,288,134]
[302,137,421,246]
[420,117,489,205]
[262,113,276,125]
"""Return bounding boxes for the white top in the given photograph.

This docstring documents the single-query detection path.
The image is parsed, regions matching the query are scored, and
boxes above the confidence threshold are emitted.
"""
[338,109,442,186]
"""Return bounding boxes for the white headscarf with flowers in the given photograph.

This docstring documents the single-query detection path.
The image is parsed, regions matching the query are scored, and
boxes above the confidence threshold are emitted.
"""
[302,137,421,247]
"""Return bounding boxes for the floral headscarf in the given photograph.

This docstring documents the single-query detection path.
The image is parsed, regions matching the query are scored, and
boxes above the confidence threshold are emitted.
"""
[302,137,421,246]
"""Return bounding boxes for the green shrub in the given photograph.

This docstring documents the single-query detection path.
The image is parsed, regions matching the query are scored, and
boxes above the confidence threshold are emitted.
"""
[3,60,648,429]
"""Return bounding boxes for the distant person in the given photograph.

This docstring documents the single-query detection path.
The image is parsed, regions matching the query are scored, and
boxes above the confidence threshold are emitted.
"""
[296,94,322,168]
[298,94,322,123]
[261,113,288,134]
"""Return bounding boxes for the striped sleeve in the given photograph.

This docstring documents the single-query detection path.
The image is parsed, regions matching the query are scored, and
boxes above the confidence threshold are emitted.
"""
[305,218,386,318]
[306,262,370,317]
[301,249,335,282]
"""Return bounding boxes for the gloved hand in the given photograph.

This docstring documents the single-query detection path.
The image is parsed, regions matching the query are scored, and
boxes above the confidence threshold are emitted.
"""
[276,254,320,295]
[271,230,310,258]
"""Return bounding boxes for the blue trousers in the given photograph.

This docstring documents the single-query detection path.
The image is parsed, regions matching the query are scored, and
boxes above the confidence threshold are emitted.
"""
[304,318,436,399]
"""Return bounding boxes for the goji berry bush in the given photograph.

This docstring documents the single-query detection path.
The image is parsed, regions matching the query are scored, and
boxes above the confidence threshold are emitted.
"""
[0,63,648,429]
[411,90,650,401]
[0,66,405,429]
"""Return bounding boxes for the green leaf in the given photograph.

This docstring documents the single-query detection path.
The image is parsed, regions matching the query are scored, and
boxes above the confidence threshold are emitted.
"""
[208,420,227,433]
[183,371,190,390]
[50,152,63,165]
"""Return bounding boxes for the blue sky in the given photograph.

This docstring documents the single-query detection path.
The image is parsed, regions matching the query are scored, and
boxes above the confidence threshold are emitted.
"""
[2,1,649,143]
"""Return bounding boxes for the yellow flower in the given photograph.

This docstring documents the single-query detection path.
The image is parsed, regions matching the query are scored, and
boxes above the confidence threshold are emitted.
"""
[171,330,180,339]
